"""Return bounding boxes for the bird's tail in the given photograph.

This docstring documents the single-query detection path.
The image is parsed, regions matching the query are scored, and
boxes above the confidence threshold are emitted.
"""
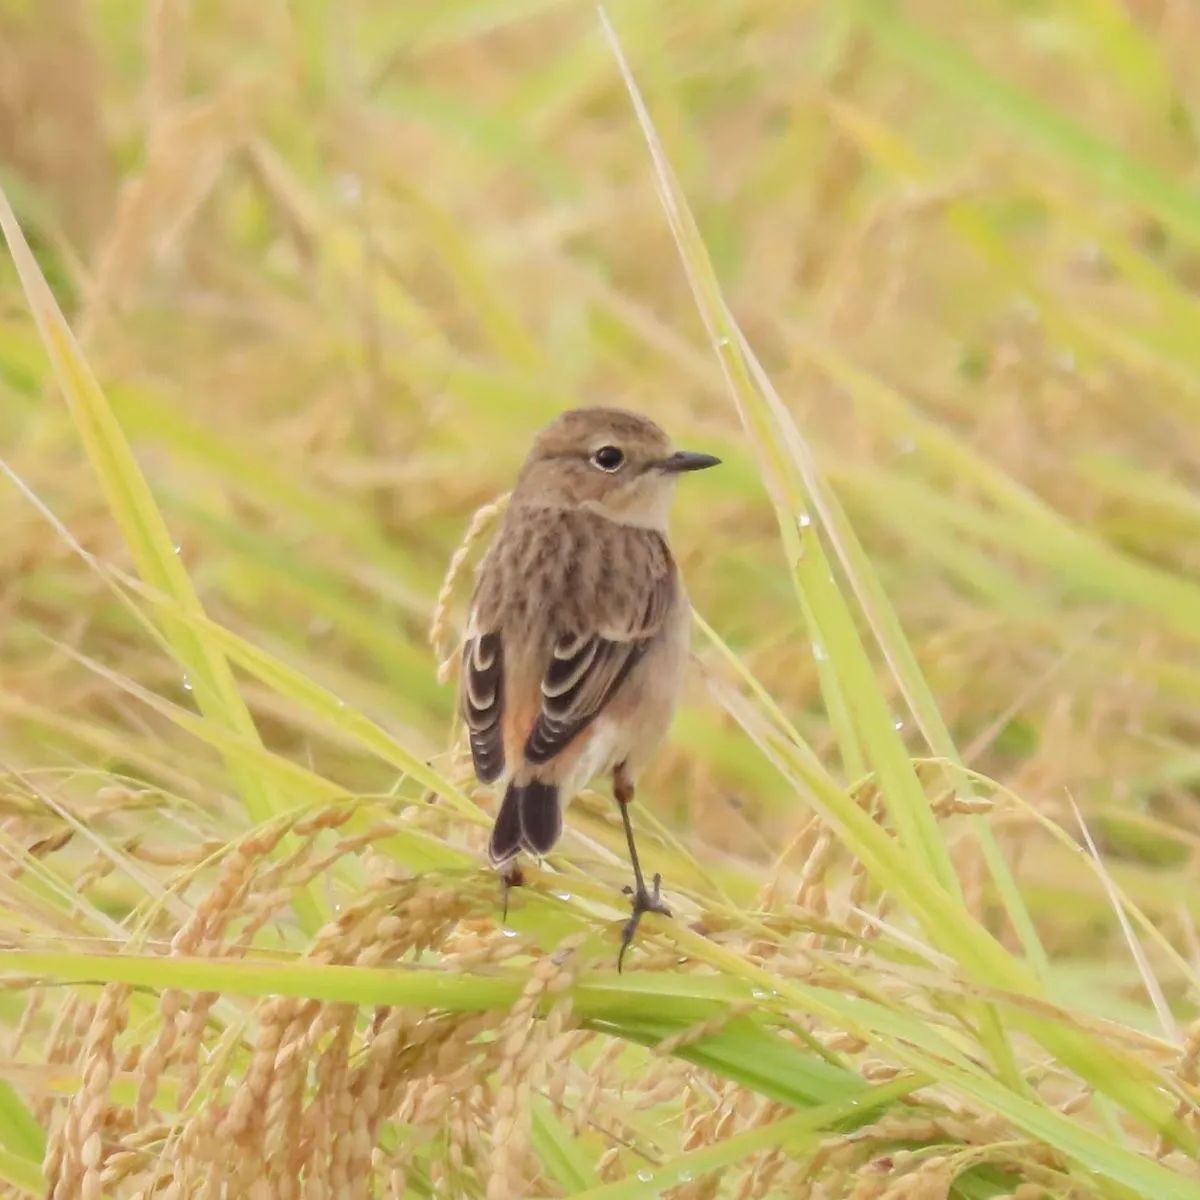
[488,778,562,863]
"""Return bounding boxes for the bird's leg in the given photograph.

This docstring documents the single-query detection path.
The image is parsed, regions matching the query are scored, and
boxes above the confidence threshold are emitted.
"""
[500,861,525,923]
[614,763,670,971]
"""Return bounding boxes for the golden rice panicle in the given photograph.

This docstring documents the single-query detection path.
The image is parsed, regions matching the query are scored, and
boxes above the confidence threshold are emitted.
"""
[429,490,511,683]
[486,933,584,1200]
[7,2,1200,1198]
[45,983,130,1200]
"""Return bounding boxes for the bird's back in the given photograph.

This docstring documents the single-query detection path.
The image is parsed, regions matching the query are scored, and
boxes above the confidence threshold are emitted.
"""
[465,503,679,791]
[473,504,674,645]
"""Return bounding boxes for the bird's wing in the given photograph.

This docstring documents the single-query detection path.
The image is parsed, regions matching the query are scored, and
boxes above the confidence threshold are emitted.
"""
[461,631,505,783]
[461,513,677,783]
[524,564,676,765]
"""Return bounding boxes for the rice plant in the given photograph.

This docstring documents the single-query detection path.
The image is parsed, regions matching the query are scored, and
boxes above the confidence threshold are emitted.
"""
[2,2,1199,1197]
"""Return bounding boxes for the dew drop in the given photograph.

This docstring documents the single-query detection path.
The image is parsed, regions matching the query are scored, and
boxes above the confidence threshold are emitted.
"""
[811,641,827,663]
[552,890,573,902]
[181,676,193,692]
[892,717,905,731]
[335,172,362,204]
[751,987,770,1000]
[501,927,520,938]
[173,543,182,555]
[678,1171,694,1183]
[715,336,730,348]
[798,512,812,528]
[635,1169,653,1183]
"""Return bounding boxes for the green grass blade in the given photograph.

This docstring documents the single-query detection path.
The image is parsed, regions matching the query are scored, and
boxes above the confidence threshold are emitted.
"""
[850,0,1200,247]
[739,347,1049,977]
[0,1081,44,1163]
[84,574,482,822]
[0,185,323,933]
[4,949,1193,1192]
[806,342,1200,642]
[598,7,959,898]
[0,1145,42,1196]
[563,1077,919,1199]
[531,1095,597,1192]
[708,687,1194,1148]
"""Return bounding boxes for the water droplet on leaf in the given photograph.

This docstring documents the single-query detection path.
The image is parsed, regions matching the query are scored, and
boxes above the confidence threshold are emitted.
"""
[335,172,362,204]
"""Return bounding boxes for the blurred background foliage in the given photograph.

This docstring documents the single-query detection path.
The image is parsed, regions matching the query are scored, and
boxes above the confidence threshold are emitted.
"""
[3,0,1200,1196]
[4,0,1200,939]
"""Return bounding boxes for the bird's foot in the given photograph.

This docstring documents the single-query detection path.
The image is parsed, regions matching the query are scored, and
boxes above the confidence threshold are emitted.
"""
[500,863,525,922]
[618,873,672,972]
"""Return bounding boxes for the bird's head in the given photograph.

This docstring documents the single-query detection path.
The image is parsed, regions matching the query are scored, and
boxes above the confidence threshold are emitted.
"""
[513,407,720,529]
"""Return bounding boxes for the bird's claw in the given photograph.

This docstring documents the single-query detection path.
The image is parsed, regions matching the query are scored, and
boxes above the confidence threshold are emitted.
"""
[617,872,671,972]
[500,864,525,923]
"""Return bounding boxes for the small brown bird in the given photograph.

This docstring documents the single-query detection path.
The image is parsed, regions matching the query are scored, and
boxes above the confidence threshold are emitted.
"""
[461,406,719,967]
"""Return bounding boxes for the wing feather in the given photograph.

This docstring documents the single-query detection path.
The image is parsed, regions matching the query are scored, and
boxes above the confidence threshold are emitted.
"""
[461,512,678,783]
[524,567,675,765]
[462,631,505,782]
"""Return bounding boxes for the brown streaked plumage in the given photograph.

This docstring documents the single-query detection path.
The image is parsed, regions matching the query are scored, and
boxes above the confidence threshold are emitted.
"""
[459,406,719,967]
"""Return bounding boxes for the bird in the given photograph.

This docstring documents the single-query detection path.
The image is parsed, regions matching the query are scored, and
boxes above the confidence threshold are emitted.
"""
[459,406,719,969]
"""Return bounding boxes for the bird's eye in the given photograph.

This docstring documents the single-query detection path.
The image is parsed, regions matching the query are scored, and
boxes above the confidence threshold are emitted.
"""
[591,445,625,472]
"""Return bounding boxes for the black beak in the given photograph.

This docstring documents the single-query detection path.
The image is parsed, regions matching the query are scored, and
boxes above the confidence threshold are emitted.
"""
[657,450,722,473]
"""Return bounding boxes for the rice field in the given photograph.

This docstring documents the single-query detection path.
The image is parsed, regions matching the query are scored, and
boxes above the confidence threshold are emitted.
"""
[2,1,1200,1197]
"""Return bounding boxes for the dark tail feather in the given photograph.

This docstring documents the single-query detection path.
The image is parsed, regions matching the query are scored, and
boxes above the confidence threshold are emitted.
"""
[518,779,561,855]
[488,779,561,863]
[489,784,523,864]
